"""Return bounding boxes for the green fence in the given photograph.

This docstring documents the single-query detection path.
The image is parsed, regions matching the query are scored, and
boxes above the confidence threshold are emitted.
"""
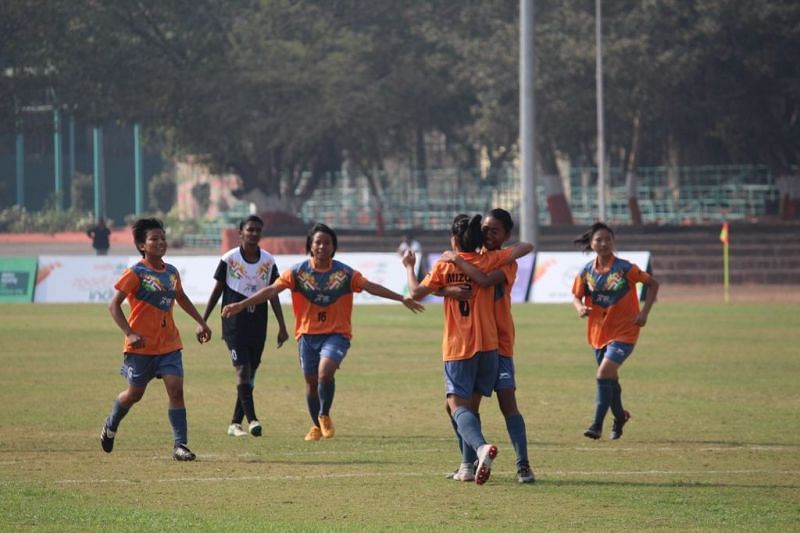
[297,165,780,230]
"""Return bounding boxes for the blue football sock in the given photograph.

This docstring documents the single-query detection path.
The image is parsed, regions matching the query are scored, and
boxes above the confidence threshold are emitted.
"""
[449,414,463,454]
[306,393,320,425]
[452,407,486,454]
[505,413,529,467]
[610,380,625,421]
[592,378,614,429]
[168,407,188,446]
[107,399,129,431]
[450,413,477,464]
[318,379,335,416]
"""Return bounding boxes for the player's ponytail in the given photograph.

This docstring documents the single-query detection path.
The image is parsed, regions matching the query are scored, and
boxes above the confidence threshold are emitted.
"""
[574,222,614,251]
[451,213,484,253]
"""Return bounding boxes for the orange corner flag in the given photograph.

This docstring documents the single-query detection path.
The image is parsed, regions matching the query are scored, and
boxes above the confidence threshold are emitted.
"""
[719,222,729,245]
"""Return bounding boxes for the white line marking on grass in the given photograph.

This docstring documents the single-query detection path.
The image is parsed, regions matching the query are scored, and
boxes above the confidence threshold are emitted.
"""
[41,469,800,486]
[545,469,800,476]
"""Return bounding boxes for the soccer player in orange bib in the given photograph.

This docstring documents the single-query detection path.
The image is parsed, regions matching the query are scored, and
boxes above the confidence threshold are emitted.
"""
[437,208,536,483]
[402,214,533,485]
[100,218,212,461]
[222,223,424,441]
[572,222,659,440]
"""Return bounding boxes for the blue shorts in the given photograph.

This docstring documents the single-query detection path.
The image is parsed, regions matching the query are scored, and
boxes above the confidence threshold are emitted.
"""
[298,334,350,375]
[494,355,516,391]
[120,351,183,387]
[595,342,635,365]
[224,339,266,370]
[444,350,498,400]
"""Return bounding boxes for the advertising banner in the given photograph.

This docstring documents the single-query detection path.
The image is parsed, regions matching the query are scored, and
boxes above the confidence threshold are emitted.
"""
[34,256,134,303]
[165,256,224,304]
[31,253,414,305]
[0,257,37,303]
[528,251,651,303]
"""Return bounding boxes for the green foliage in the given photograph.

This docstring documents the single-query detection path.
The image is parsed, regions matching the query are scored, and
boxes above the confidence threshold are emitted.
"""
[0,205,95,233]
[70,173,94,211]
[147,172,176,214]
[2,0,798,200]
[122,211,200,248]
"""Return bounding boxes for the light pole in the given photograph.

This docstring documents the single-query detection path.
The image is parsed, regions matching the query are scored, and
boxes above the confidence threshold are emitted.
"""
[520,0,539,245]
[595,0,607,221]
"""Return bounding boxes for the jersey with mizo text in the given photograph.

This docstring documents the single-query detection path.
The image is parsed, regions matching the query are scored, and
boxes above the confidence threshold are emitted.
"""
[421,247,517,361]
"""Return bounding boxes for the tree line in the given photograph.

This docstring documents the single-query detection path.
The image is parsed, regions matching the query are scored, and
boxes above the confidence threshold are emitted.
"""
[2,0,798,210]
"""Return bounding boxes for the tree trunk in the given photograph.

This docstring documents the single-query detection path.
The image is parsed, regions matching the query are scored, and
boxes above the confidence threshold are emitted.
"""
[626,112,643,225]
[539,139,573,225]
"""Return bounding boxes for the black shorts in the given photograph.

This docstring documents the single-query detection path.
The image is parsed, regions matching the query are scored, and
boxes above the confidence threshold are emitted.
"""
[224,339,266,370]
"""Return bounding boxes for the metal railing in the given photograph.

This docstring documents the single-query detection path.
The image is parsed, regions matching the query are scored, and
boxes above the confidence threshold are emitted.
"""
[295,165,780,229]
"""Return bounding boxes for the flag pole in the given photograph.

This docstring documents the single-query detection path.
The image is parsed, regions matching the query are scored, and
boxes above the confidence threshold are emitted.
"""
[720,221,730,303]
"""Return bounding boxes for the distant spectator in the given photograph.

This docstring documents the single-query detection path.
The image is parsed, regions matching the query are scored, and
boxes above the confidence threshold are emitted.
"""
[87,218,112,255]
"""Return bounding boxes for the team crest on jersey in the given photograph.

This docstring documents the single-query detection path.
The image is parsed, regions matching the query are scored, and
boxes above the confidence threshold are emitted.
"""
[582,258,631,308]
[227,259,247,280]
[133,264,177,311]
[293,260,352,307]
[140,272,175,292]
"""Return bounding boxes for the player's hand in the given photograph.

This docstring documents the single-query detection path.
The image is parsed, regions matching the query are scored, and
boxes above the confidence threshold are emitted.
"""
[440,284,472,301]
[196,323,212,343]
[401,250,416,268]
[634,311,648,327]
[439,250,457,263]
[277,327,289,348]
[402,297,425,313]
[221,303,241,318]
[127,332,145,349]
[577,304,591,318]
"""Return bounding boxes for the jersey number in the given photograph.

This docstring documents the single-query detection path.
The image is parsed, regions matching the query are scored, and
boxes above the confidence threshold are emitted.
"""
[317,311,327,322]
[458,301,470,317]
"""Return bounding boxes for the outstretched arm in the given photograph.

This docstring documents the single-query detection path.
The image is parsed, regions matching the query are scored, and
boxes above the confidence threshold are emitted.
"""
[221,283,284,318]
[362,280,425,313]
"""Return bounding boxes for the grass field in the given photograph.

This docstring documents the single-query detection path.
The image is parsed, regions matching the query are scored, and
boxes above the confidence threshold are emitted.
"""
[0,302,798,531]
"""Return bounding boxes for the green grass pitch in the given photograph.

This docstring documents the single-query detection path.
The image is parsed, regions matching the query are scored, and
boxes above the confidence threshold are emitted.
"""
[0,302,798,530]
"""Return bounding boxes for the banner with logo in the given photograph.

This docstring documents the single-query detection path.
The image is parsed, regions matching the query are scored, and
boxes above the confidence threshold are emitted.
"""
[528,251,651,303]
[0,257,38,303]
[31,253,413,305]
[34,256,134,303]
